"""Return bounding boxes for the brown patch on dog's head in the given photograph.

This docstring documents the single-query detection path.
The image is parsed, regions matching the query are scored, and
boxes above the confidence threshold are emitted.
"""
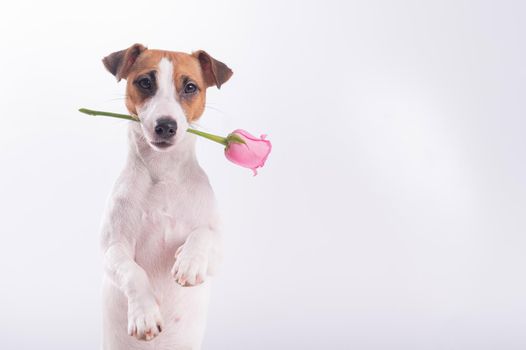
[121,50,165,116]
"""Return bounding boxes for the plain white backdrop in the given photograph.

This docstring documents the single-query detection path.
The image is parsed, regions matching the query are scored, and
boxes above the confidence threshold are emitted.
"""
[0,1,525,349]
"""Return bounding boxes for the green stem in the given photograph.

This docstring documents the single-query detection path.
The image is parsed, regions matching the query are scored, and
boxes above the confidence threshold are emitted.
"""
[79,108,228,146]
[78,108,139,122]
[186,129,228,146]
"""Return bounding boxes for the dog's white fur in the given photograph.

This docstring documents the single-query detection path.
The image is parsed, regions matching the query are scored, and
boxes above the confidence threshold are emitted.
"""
[101,58,221,350]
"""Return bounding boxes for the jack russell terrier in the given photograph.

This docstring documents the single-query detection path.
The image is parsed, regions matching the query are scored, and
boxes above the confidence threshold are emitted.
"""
[99,43,232,350]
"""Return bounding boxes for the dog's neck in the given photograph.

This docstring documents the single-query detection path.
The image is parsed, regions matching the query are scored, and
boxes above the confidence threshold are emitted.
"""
[127,123,200,183]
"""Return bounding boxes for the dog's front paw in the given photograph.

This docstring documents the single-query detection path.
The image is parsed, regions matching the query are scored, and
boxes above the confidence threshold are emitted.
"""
[127,296,164,341]
[171,245,208,287]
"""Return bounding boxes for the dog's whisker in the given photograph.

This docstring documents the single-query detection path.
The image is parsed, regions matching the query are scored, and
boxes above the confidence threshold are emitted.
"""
[204,105,225,113]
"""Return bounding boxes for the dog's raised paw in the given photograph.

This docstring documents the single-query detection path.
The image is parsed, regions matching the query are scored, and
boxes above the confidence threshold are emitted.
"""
[171,245,208,287]
[127,297,164,341]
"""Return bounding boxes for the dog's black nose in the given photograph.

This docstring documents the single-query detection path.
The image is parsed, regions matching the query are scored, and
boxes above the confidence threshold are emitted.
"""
[154,118,177,139]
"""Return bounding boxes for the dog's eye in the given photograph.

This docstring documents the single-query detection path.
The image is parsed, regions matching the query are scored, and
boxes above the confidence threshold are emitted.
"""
[138,77,152,90]
[184,82,197,94]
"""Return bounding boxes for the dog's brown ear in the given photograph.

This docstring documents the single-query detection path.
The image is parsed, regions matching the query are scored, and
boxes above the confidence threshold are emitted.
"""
[102,43,147,82]
[193,50,233,89]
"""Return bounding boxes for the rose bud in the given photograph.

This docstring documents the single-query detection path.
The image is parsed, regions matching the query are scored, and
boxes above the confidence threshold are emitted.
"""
[224,129,272,175]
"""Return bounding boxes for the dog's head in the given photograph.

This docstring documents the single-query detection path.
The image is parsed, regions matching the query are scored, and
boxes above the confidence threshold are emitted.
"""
[102,44,233,151]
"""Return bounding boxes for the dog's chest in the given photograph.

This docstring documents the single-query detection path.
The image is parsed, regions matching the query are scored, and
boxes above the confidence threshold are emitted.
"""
[136,181,197,257]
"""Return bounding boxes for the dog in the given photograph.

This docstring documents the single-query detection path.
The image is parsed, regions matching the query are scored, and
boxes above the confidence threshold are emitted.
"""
[99,43,232,350]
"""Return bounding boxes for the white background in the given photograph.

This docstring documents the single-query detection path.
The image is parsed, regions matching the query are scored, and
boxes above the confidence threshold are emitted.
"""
[0,1,525,349]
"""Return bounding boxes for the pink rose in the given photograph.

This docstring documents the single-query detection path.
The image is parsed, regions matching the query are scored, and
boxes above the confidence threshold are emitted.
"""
[224,129,272,175]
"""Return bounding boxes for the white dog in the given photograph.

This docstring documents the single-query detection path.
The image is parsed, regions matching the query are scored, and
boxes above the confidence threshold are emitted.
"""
[99,44,232,350]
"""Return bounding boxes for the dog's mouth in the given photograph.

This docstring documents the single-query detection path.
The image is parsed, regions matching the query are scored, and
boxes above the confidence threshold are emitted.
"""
[150,140,174,149]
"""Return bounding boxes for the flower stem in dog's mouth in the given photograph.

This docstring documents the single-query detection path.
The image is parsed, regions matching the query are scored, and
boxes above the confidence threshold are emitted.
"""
[78,108,140,122]
[186,129,228,146]
[78,108,228,145]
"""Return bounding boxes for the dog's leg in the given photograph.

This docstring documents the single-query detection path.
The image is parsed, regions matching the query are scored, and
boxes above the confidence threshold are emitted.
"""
[171,227,222,286]
[104,242,164,341]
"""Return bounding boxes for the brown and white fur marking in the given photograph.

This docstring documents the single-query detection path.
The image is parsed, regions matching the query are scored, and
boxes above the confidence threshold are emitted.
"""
[99,44,232,350]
